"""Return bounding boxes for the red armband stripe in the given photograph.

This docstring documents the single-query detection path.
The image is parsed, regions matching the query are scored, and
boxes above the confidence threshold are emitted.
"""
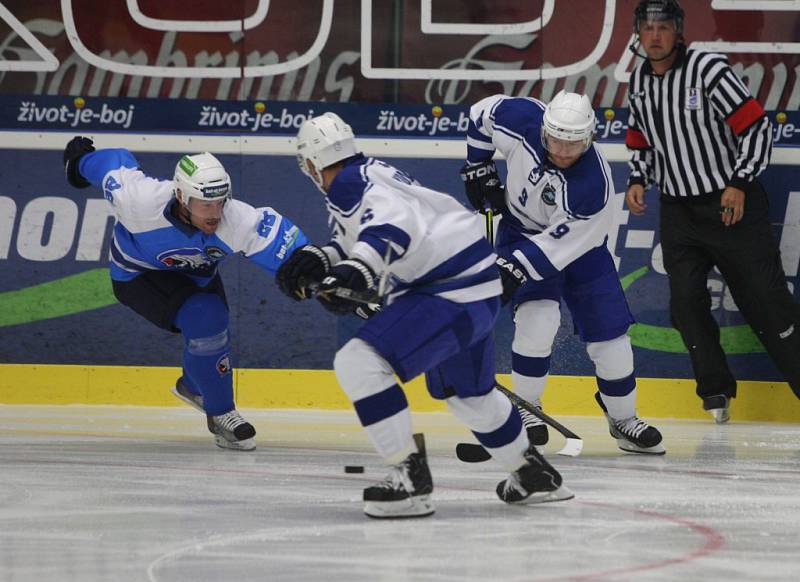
[625,128,650,149]
[726,98,765,135]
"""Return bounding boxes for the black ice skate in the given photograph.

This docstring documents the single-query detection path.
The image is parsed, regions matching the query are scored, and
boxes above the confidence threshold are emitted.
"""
[702,394,731,424]
[519,402,549,449]
[172,377,256,451]
[171,376,205,413]
[496,447,574,505]
[209,410,256,451]
[363,433,435,519]
[594,392,665,455]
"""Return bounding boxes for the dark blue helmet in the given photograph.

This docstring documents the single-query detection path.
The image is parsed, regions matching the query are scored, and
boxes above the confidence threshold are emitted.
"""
[634,0,684,35]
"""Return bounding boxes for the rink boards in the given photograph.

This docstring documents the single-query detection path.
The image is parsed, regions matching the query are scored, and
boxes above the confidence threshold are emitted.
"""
[1,131,798,420]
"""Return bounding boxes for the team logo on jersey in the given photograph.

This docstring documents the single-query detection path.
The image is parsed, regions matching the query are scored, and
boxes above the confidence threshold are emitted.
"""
[541,184,557,206]
[257,210,277,238]
[216,354,231,376]
[103,175,121,203]
[685,87,702,110]
[205,246,226,260]
[156,248,214,274]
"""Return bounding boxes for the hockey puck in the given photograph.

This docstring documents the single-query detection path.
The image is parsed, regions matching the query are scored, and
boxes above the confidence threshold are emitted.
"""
[344,465,364,474]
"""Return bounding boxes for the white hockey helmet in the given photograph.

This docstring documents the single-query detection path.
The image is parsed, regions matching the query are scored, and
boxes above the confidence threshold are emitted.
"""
[296,112,359,189]
[541,90,597,154]
[174,152,232,205]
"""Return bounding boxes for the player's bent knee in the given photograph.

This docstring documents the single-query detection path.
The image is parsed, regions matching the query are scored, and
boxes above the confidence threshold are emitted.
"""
[447,390,513,434]
[513,300,560,356]
[186,329,229,356]
[334,338,396,401]
[587,334,634,380]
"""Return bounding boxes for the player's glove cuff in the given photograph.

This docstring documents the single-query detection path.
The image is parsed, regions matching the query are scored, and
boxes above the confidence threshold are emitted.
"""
[495,256,528,305]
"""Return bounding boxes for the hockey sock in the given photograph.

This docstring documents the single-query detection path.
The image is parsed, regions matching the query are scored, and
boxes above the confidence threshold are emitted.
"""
[597,374,637,420]
[511,352,550,404]
[447,391,528,470]
[175,293,234,416]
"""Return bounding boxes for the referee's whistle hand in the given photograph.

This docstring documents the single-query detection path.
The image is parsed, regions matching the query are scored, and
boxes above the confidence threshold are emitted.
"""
[626,184,647,216]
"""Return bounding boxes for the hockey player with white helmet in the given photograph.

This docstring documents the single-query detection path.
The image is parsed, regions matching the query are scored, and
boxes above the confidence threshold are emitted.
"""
[461,91,665,455]
[276,112,574,518]
[62,137,309,450]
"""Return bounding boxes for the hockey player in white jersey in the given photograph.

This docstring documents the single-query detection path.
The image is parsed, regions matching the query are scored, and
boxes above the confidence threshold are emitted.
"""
[461,91,665,455]
[275,112,574,518]
[62,137,309,451]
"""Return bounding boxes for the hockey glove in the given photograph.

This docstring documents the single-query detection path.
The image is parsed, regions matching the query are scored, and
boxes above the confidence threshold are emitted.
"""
[459,159,506,213]
[496,256,528,305]
[275,245,331,301]
[354,303,382,320]
[316,259,377,316]
[63,136,95,189]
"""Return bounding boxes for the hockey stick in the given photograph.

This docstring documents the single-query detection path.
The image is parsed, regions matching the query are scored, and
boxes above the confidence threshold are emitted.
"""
[456,204,583,461]
[306,246,394,308]
[307,282,380,306]
[456,384,583,461]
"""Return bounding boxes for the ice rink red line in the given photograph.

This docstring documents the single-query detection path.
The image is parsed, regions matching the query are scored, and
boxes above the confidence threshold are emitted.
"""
[534,500,725,582]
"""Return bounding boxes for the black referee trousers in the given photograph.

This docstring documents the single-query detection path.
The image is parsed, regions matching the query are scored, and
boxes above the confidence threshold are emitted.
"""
[660,181,800,400]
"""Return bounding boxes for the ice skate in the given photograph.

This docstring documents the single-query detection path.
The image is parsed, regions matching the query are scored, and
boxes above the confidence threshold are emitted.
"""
[518,402,549,450]
[703,395,730,424]
[171,376,205,413]
[364,434,435,519]
[595,392,665,455]
[209,410,256,451]
[496,447,574,505]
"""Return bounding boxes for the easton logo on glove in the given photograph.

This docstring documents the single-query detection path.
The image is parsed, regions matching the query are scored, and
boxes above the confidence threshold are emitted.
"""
[460,163,497,182]
[496,256,528,284]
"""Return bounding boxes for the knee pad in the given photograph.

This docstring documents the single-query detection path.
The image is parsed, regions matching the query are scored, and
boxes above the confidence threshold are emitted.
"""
[587,334,634,380]
[334,339,396,401]
[447,390,512,434]
[176,293,229,339]
[512,300,560,357]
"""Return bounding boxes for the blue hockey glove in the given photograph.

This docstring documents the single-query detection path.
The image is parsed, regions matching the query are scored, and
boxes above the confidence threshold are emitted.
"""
[459,159,506,213]
[317,259,377,316]
[496,256,528,305]
[63,136,95,189]
[275,245,331,301]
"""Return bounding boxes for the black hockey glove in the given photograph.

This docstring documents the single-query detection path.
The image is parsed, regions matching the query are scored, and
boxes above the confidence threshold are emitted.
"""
[63,136,95,189]
[275,245,331,301]
[459,159,506,213]
[496,256,528,305]
[316,259,377,316]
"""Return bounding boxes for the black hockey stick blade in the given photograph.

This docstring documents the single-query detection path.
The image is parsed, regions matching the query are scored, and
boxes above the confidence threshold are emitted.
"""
[495,384,584,457]
[455,442,492,463]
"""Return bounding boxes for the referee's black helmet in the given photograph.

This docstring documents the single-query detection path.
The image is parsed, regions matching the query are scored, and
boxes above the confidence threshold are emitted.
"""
[634,0,684,35]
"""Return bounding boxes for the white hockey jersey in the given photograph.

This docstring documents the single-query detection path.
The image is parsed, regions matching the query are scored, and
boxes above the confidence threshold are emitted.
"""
[321,155,501,304]
[79,149,307,284]
[467,95,615,281]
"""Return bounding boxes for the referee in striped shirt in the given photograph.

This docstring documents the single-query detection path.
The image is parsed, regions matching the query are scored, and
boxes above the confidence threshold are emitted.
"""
[625,0,800,422]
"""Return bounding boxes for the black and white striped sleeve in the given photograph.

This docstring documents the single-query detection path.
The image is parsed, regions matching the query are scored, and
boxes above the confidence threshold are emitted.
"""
[706,58,773,189]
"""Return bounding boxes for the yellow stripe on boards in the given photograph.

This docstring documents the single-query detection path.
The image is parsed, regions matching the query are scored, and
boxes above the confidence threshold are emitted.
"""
[0,364,797,422]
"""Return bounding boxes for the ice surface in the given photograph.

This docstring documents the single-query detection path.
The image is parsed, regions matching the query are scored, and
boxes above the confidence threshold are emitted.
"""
[1,405,799,581]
